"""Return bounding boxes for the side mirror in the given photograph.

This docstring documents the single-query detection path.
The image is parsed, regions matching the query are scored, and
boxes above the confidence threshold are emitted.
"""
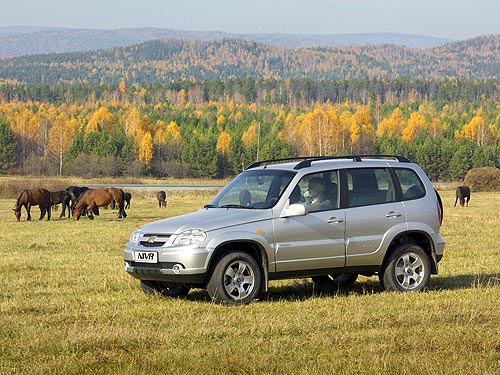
[281,203,307,218]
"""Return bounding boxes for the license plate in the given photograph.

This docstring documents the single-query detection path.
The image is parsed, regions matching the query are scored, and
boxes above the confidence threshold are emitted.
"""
[134,251,158,263]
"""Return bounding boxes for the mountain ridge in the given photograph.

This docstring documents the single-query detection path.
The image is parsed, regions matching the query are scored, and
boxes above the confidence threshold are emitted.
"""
[0,26,455,58]
[1,34,500,84]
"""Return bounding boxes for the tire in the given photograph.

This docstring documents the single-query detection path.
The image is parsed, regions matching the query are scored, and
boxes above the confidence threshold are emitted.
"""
[380,244,430,292]
[207,252,261,305]
[312,273,358,287]
[140,280,190,298]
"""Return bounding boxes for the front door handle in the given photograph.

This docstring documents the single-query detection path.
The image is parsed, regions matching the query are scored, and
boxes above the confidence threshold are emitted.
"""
[386,211,402,218]
[328,217,344,224]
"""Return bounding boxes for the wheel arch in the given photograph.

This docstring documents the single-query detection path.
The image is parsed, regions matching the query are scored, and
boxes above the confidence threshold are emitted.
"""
[383,231,438,274]
[206,239,270,295]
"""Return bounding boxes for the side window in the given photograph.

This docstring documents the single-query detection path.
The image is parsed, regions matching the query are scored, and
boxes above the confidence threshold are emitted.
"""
[346,168,395,207]
[395,168,426,200]
[292,170,339,212]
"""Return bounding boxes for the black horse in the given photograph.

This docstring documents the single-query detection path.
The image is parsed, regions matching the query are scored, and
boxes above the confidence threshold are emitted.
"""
[109,191,131,209]
[66,186,100,216]
[65,186,89,208]
[157,191,166,208]
[49,190,72,218]
[454,185,471,207]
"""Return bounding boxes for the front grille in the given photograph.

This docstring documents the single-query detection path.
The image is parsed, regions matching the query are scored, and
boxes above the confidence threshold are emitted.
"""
[140,241,166,247]
[139,233,172,248]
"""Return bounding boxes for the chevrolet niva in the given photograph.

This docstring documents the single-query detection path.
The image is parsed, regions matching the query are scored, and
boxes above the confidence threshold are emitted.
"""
[124,155,445,304]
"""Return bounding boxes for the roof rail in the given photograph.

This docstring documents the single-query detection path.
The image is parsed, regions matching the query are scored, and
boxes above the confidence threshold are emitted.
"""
[246,155,410,170]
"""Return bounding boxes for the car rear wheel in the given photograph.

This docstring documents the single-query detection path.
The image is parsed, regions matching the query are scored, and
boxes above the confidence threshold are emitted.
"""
[207,251,261,305]
[140,280,190,297]
[312,273,358,287]
[380,244,430,292]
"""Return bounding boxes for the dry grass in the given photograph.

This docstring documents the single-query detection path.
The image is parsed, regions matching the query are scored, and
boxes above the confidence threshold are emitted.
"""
[1,189,499,374]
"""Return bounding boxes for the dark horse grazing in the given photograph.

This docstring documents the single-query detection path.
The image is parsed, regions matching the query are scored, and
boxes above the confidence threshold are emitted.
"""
[73,187,127,220]
[124,192,131,209]
[454,185,471,207]
[109,191,131,209]
[65,186,89,209]
[13,188,51,221]
[49,190,72,218]
[157,190,167,208]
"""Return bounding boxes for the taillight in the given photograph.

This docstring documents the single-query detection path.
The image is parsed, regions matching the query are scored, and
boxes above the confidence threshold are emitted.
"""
[434,189,443,226]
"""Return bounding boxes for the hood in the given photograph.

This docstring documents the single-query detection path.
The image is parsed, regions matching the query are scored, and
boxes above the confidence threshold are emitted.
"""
[139,207,273,234]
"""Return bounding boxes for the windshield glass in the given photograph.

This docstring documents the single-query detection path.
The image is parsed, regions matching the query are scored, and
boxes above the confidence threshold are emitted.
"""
[209,169,296,209]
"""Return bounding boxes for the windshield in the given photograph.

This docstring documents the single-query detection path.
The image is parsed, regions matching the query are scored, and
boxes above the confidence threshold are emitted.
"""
[208,169,296,209]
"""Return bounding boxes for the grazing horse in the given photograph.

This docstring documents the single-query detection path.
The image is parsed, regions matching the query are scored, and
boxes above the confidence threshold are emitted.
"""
[157,190,167,208]
[454,185,471,207]
[13,188,51,221]
[124,192,131,209]
[49,190,72,218]
[73,187,127,220]
[65,186,89,209]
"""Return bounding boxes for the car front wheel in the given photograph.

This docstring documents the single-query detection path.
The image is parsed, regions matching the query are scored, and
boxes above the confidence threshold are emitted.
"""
[207,251,261,305]
[380,244,430,292]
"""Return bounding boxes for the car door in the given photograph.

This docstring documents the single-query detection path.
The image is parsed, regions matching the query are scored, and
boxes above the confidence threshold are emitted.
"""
[273,171,346,272]
[343,167,406,267]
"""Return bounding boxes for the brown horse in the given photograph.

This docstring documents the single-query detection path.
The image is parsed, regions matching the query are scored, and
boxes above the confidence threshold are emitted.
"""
[13,188,51,221]
[72,187,127,220]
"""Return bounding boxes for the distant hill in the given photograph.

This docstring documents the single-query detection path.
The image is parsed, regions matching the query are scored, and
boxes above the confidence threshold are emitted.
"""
[0,26,454,58]
[1,35,499,84]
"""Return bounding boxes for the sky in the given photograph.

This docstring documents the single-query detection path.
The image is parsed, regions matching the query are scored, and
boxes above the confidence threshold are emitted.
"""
[1,0,498,41]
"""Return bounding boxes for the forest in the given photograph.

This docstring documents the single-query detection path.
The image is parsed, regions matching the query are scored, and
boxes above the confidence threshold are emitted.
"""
[0,77,499,181]
[1,36,500,181]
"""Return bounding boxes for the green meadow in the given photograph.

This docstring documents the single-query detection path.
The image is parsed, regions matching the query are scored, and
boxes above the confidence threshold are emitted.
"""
[1,189,499,374]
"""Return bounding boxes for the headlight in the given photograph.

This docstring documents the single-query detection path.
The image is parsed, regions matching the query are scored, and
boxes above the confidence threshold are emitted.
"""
[130,229,141,244]
[174,229,207,246]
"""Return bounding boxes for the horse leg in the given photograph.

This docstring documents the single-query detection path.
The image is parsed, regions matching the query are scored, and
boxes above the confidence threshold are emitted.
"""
[39,207,46,220]
[454,196,458,207]
[60,201,65,218]
[87,203,96,220]
[26,204,32,221]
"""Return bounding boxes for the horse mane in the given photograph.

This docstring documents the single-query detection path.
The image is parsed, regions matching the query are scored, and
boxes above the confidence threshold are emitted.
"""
[15,189,30,208]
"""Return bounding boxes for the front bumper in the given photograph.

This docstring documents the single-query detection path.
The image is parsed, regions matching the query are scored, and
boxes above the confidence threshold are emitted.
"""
[123,241,210,284]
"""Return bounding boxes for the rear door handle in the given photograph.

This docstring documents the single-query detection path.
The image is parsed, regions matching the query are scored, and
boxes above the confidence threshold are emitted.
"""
[328,217,344,224]
[386,211,402,218]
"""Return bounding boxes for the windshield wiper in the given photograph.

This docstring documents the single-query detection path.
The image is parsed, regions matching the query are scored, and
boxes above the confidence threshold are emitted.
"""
[204,204,217,208]
[219,204,253,209]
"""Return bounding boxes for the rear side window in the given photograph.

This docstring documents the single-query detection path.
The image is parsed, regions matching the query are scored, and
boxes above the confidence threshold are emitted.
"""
[346,168,395,207]
[394,168,426,200]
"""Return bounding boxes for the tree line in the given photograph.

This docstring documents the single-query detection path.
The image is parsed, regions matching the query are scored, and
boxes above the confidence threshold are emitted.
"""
[0,80,499,181]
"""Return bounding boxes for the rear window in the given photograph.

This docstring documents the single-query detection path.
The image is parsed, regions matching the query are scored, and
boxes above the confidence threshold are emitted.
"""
[394,168,426,200]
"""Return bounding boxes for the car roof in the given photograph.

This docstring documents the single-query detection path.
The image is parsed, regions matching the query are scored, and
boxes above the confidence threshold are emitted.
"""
[246,155,411,171]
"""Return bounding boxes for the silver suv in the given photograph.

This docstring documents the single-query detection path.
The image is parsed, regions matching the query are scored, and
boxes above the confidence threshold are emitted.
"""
[124,155,445,304]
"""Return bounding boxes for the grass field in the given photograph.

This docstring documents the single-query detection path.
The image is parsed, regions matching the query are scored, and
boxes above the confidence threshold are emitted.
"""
[1,189,499,374]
